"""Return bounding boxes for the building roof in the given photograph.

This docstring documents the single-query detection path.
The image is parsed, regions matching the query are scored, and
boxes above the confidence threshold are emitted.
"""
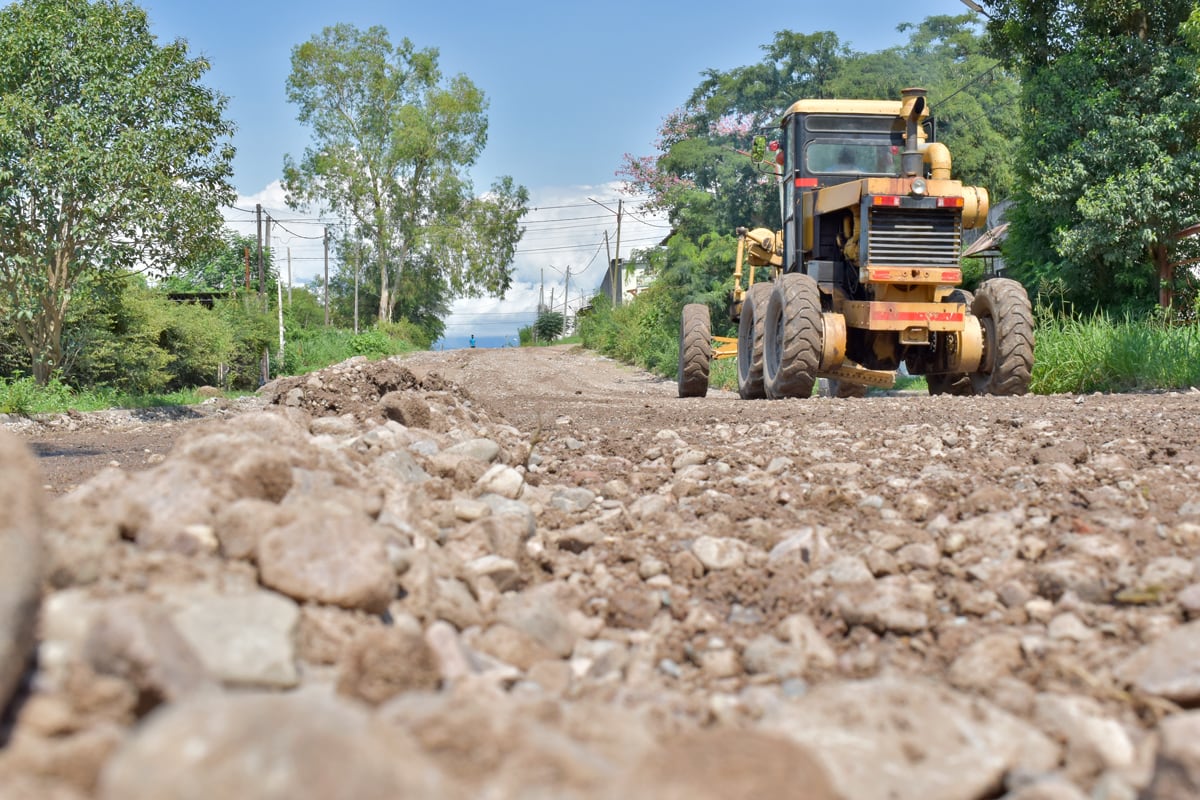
[962,222,1009,259]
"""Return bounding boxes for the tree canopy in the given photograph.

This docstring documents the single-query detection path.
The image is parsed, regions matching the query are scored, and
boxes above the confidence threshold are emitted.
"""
[283,24,528,325]
[979,0,1200,311]
[0,0,236,382]
[618,15,1016,334]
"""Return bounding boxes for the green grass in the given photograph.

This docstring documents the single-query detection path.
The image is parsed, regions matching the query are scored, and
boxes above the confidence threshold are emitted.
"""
[0,324,422,416]
[282,327,418,375]
[0,377,219,416]
[1032,312,1200,394]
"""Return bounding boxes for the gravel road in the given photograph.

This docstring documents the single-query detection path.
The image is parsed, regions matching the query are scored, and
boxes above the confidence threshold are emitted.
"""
[3,344,1200,799]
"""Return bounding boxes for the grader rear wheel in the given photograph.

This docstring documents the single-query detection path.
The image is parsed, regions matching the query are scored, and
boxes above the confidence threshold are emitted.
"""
[737,283,772,400]
[763,273,822,399]
[969,278,1034,396]
[677,303,712,398]
[927,288,975,396]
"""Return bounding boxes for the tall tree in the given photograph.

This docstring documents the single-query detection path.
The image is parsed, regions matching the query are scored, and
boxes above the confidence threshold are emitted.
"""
[617,16,1014,337]
[283,25,527,324]
[979,0,1200,311]
[0,0,235,382]
[165,232,275,293]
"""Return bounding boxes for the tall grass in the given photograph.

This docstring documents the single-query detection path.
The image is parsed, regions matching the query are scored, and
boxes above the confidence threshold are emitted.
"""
[1032,310,1200,394]
[281,326,418,377]
[1,325,422,415]
[0,376,210,416]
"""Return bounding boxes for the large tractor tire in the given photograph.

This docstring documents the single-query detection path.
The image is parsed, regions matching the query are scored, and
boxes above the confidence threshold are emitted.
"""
[969,278,1034,396]
[678,303,712,398]
[737,282,773,399]
[763,273,822,399]
[927,288,975,396]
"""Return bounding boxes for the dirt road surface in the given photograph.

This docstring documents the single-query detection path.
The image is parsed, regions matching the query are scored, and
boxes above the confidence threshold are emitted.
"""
[3,344,1200,799]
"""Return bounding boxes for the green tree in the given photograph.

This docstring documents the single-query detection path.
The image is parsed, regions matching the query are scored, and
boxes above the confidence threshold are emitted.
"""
[328,230,451,341]
[283,24,528,325]
[165,231,276,294]
[533,311,565,341]
[616,15,1015,355]
[979,0,1200,311]
[0,0,235,383]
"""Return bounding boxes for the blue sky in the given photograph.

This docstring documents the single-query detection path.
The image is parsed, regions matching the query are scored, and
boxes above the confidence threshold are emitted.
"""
[136,0,979,345]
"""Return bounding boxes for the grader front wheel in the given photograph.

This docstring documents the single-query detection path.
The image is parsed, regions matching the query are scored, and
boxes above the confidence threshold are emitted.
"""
[677,303,712,398]
[969,278,1034,396]
[737,282,772,399]
[763,273,822,399]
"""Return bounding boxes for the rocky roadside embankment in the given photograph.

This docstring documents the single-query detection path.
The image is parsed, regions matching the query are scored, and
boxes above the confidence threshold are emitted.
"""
[2,352,1200,799]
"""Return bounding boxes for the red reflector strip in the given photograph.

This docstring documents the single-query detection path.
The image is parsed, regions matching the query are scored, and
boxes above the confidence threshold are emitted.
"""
[871,310,965,323]
[941,270,962,283]
[873,196,902,207]
[937,196,965,208]
[795,177,818,188]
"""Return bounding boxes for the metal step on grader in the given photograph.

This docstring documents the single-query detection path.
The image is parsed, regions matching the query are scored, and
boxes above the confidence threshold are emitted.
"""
[678,88,1033,399]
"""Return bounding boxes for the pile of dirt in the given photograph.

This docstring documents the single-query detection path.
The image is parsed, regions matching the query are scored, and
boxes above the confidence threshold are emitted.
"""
[2,347,1200,799]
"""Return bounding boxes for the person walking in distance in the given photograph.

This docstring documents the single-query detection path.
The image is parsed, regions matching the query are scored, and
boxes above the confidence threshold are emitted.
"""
[469,334,476,348]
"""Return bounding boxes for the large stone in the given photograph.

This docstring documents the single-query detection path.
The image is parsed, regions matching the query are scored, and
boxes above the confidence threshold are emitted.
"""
[495,582,579,658]
[948,634,1024,691]
[1117,620,1200,704]
[336,626,441,706]
[691,536,746,571]
[0,432,46,712]
[257,500,396,613]
[97,690,455,799]
[1033,693,1134,780]
[760,676,1059,800]
[616,728,837,800]
[444,438,501,463]
[476,464,525,499]
[835,576,931,634]
[1143,710,1200,799]
[83,597,215,708]
[170,589,300,689]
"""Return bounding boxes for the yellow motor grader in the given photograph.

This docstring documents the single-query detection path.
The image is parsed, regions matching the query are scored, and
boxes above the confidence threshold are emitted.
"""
[677,87,1033,399]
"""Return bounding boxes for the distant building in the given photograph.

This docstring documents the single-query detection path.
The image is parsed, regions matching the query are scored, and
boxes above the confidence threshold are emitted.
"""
[961,200,1010,277]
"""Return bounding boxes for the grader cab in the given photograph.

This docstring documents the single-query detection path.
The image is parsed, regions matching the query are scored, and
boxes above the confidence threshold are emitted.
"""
[677,88,1033,399]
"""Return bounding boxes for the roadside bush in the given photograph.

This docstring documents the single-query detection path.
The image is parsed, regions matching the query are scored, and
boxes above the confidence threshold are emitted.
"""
[213,296,275,389]
[63,281,173,393]
[378,318,432,350]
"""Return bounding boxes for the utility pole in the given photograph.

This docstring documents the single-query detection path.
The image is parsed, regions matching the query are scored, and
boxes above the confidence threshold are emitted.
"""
[603,231,613,305]
[256,204,265,302]
[287,247,292,306]
[257,205,268,387]
[264,214,273,312]
[613,198,623,307]
[323,227,330,327]
[563,265,571,329]
[589,197,624,306]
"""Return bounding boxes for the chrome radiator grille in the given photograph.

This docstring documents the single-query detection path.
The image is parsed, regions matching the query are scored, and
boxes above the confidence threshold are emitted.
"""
[866,209,961,267]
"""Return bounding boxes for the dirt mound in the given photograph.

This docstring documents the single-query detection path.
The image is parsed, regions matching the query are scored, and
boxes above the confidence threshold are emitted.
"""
[3,346,1200,798]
